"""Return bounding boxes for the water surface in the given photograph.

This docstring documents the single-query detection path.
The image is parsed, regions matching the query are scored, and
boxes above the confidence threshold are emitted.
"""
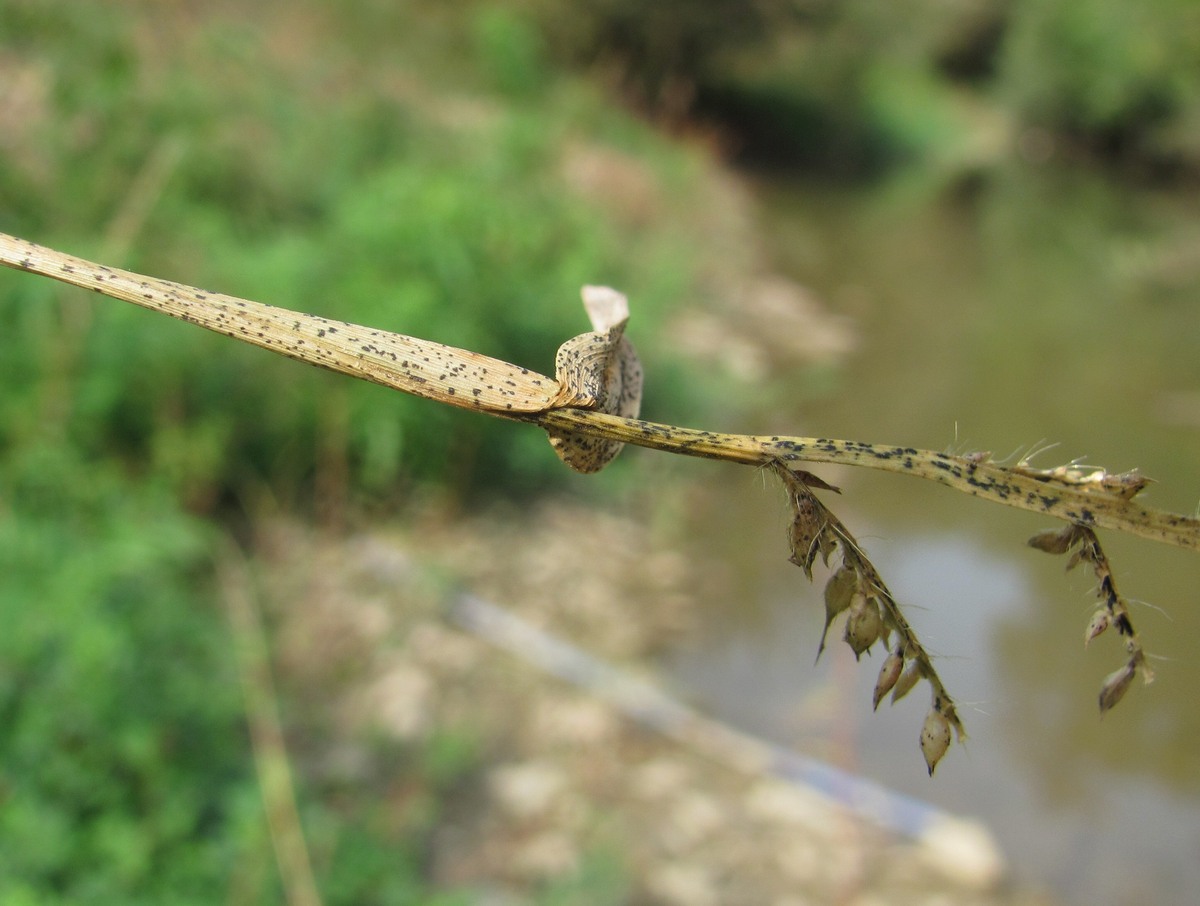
[665,162,1200,905]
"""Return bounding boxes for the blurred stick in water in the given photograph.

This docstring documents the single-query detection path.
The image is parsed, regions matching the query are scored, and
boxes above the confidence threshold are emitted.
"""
[447,591,1003,886]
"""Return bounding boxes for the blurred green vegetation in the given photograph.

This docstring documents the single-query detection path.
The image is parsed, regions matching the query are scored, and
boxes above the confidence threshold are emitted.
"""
[0,446,475,903]
[0,0,733,900]
[1,0,731,510]
[533,0,1200,175]
[4,0,1198,900]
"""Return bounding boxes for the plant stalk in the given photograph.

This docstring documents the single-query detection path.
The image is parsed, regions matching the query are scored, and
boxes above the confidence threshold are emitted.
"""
[4,230,1199,552]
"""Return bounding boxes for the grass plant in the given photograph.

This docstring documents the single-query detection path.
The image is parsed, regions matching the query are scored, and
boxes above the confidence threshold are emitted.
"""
[4,230,1195,775]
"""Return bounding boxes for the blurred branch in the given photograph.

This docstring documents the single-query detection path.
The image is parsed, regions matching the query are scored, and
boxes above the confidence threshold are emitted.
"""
[218,543,323,906]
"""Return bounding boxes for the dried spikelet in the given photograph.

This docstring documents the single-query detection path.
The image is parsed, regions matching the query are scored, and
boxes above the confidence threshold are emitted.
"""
[788,493,820,556]
[873,648,904,710]
[1027,522,1154,719]
[824,565,856,615]
[878,617,894,653]
[771,461,962,775]
[788,492,831,578]
[843,593,882,659]
[818,535,838,569]
[890,661,922,704]
[1100,469,1153,500]
[788,469,842,494]
[1027,525,1082,555]
[946,703,967,744]
[920,705,952,776]
[817,565,857,661]
[1084,609,1110,647]
[1099,661,1137,715]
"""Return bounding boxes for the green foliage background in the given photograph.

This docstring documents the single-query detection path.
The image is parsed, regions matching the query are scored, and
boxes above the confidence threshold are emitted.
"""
[535,0,1200,173]
[0,0,722,900]
[2,0,1198,900]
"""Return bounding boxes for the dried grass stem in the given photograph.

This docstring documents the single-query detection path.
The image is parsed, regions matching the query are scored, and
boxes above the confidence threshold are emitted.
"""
[535,410,1200,552]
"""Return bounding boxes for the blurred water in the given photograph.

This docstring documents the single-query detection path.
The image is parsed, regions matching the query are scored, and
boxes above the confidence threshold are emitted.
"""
[663,162,1200,905]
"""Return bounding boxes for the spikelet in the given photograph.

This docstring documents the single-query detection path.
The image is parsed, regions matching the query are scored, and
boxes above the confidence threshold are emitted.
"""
[1098,661,1137,715]
[774,462,960,775]
[843,593,882,659]
[890,661,922,704]
[1027,525,1081,555]
[817,565,857,661]
[1028,522,1153,716]
[788,490,834,578]
[1084,609,1110,647]
[920,704,952,776]
[872,648,904,710]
